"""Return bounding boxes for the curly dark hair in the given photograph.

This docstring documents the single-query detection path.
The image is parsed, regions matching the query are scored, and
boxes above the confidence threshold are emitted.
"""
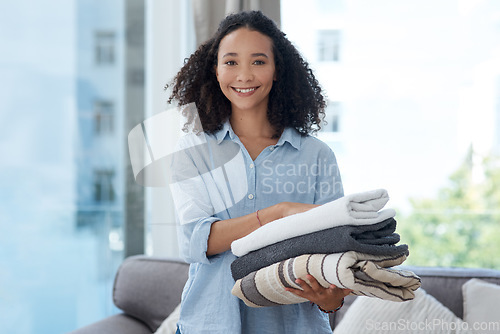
[167,10,326,137]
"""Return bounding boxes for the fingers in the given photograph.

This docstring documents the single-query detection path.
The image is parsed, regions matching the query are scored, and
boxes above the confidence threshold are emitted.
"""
[284,275,352,311]
[283,276,315,298]
[295,275,329,291]
[327,284,352,297]
[287,275,328,298]
[304,275,321,288]
[303,275,339,293]
[341,288,353,297]
[285,275,352,298]
[285,278,310,296]
[285,286,305,298]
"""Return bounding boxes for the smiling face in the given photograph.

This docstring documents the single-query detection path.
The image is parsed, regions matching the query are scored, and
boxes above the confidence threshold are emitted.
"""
[215,27,276,115]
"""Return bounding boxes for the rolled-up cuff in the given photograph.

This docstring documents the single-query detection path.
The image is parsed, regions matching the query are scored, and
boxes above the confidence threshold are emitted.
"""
[187,217,221,264]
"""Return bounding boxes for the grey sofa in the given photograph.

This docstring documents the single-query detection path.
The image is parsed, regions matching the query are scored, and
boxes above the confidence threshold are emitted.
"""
[69,255,500,333]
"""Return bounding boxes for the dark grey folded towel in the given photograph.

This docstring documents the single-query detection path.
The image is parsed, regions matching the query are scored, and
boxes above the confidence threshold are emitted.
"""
[231,217,408,280]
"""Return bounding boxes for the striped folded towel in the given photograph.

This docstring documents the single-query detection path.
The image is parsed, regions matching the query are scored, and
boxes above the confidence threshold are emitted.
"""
[231,189,396,257]
[231,251,421,307]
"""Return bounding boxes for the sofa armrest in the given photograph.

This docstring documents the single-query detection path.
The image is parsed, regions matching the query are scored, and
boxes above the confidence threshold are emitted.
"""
[67,314,152,334]
[113,255,189,332]
[402,265,500,319]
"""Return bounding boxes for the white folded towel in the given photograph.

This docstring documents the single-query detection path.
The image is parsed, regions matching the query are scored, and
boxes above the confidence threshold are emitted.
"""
[231,189,396,257]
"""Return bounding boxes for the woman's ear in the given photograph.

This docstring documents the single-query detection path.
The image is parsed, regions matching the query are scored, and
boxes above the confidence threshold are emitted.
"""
[214,65,219,79]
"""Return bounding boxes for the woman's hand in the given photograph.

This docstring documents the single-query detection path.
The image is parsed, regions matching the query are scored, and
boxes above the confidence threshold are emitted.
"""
[278,202,319,219]
[285,275,352,311]
[256,202,318,227]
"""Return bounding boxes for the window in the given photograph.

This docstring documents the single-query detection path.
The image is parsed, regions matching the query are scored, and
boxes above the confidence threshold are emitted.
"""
[0,0,151,332]
[93,169,115,203]
[317,29,341,62]
[282,0,500,270]
[95,31,115,65]
[322,101,341,133]
[128,68,144,86]
[94,100,114,134]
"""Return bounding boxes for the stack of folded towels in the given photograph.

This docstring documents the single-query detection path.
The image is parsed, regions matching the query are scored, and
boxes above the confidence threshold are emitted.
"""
[230,189,421,308]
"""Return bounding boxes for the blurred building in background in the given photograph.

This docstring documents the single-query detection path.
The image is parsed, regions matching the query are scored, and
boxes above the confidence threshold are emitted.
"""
[75,0,125,265]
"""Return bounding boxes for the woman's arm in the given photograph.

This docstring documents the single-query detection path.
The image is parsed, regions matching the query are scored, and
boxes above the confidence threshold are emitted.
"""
[206,202,318,256]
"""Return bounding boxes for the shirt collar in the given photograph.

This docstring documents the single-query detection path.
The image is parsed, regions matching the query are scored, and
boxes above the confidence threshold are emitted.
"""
[276,127,301,150]
[214,120,234,144]
[214,120,301,150]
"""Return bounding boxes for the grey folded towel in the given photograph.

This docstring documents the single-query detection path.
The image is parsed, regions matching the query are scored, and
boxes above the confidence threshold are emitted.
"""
[231,217,408,280]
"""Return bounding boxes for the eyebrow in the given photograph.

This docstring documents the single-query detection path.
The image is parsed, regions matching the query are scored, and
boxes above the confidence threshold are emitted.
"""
[222,52,269,58]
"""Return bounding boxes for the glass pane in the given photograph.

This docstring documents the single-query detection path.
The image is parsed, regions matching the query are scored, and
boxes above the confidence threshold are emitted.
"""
[0,1,130,333]
[282,0,500,269]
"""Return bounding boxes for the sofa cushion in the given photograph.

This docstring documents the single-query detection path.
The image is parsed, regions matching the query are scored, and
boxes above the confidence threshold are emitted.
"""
[462,278,500,334]
[113,256,189,332]
[333,288,470,334]
[154,303,181,334]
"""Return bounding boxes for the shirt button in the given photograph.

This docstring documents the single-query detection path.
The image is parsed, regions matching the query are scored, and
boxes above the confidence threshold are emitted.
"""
[269,147,275,151]
[248,194,254,200]
[249,163,254,169]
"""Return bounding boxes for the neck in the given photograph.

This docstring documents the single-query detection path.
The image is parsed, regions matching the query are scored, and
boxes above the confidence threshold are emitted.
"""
[230,108,275,139]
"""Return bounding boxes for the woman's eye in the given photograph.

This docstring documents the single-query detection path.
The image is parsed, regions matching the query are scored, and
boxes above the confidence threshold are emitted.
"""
[254,60,265,65]
[225,60,236,65]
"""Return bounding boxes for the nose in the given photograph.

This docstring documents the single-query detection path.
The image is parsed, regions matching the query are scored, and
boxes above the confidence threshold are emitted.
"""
[236,65,254,82]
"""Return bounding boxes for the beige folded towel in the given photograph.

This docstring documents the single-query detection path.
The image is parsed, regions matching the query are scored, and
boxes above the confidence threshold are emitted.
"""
[231,251,421,307]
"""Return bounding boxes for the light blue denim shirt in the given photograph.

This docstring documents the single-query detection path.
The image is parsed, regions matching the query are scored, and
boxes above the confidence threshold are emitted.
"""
[169,121,343,334]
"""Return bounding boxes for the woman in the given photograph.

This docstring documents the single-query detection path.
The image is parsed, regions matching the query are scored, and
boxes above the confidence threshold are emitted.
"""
[168,10,350,333]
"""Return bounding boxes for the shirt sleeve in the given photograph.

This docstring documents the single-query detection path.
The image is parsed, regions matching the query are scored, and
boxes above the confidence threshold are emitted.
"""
[168,135,221,264]
[313,144,344,205]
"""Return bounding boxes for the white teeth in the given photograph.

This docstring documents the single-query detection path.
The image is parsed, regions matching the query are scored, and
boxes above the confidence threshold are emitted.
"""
[235,88,256,93]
